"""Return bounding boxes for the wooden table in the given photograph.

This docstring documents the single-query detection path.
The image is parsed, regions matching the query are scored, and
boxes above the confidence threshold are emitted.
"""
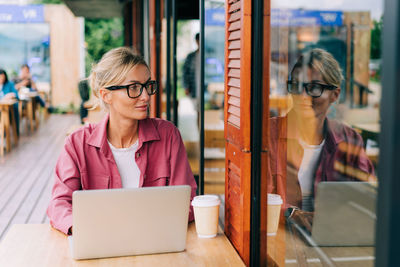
[352,123,380,165]
[352,123,380,145]
[0,99,19,155]
[267,222,375,266]
[352,123,380,136]
[0,223,244,267]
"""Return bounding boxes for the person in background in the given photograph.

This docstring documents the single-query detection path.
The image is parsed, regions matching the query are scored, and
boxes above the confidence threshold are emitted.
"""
[14,64,46,108]
[183,33,200,100]
[47,47,197,235]
[268,48,375,232]
[78,79,90,124]
[0,69,20,136]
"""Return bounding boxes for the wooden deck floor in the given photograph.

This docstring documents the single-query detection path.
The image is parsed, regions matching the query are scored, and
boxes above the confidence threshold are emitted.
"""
[0,114,80,241]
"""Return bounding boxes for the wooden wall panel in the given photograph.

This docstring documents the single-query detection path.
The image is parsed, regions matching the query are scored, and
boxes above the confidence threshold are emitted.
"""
[225,0,251,151]
[224,0,252,265]
[131,0,144,54]
[225,142,251,266]
[343,12,372,106]
[44,4,82,108]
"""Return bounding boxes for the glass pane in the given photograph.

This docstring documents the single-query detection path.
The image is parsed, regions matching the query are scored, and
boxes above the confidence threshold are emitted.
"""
[204,0,225,201]
[176,20,200,194]
[0,23,50,83]
[176,0,226,227]
[267,2,382,266]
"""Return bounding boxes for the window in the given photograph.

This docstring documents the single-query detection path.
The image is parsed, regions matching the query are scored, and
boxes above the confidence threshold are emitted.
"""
[267,2,383,266]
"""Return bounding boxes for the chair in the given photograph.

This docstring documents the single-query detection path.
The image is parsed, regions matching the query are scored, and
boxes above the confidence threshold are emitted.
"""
[0,111,4,157]
[340,107,380,146]
[204,111,225,195]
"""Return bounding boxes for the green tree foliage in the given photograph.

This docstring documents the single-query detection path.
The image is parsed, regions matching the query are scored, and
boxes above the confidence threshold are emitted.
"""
[84,18,124,75]
[371,17,383,59]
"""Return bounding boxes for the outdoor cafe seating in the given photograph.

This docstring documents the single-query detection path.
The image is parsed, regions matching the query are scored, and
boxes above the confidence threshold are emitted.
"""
[0,92,48,157]
[0,98,18,156]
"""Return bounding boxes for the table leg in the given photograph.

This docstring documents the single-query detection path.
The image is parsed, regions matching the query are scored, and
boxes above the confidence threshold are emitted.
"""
[0,110,4,157]
[33,98,39,130]
[3,106,11,152]
[9,106,18,146]
[27,100,34,132]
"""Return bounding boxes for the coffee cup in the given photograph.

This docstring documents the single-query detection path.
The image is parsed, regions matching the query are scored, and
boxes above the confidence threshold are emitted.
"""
[21,87,30,94]
[267,194,283,236]
[191,195,221,238]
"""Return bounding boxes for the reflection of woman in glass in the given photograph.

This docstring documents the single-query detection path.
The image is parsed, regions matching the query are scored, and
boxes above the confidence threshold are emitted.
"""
[268,49,375,231]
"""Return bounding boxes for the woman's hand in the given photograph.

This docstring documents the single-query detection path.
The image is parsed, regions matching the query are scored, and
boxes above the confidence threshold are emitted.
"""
[3,92,16,100]
[290,209,314,233]
[22,79,30,86]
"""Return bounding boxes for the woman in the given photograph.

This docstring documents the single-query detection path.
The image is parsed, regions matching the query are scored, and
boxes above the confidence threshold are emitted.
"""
[14,64,46,107]
[268,48,375,231]
[0,69,20,136]
[47,47,197,235]
[14,64,37,91]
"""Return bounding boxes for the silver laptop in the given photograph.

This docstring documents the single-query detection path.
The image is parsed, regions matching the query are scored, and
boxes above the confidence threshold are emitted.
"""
[310,181,377,246]
[70,185,191,260]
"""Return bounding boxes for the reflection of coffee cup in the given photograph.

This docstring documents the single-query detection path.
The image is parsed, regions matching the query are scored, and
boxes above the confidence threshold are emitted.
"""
[191,195,221,238]
[267,194,283,236]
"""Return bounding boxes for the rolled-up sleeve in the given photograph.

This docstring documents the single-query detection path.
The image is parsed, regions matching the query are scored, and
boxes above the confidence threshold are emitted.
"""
[168,127,197,221]
[47,138,81,235]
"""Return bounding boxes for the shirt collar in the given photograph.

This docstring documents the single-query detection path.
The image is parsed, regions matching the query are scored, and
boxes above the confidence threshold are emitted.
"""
[324,119,344,152]
[86,114,161,149]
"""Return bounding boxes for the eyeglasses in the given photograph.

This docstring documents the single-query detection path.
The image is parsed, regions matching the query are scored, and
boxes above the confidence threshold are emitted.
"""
[287,80,337,98]
[105,80,158,99]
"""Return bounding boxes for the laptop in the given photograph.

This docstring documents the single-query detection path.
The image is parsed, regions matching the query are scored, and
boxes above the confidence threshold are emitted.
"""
[289,181,377,247]
[70,185,191,260]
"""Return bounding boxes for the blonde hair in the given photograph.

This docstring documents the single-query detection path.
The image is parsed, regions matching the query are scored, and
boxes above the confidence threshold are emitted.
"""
[89,47,149,110]
[291,48,343,88]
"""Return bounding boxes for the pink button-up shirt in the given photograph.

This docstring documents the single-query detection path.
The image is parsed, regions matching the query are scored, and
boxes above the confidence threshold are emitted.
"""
[47,115,197,234]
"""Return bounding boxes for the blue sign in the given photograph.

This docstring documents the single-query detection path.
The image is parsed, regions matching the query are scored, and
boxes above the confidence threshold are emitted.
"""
[271,9,343,27]
[0,5,44,23]
[205,8,225,26]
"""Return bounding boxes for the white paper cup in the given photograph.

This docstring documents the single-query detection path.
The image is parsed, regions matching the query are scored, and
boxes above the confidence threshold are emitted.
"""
[191,195,221,238]
[267,194,283,236]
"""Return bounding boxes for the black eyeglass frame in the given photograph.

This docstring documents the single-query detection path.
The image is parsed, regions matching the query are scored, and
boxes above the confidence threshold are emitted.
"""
[287,80,337,98]
[105,80,158,99]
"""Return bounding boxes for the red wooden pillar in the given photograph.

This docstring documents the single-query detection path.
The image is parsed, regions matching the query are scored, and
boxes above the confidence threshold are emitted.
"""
[149,0,162,118]
[124,0,161,118]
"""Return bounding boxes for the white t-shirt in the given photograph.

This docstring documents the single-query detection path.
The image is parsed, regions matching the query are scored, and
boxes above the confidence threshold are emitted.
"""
[298,139,325,211]
[108,140,141,188]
